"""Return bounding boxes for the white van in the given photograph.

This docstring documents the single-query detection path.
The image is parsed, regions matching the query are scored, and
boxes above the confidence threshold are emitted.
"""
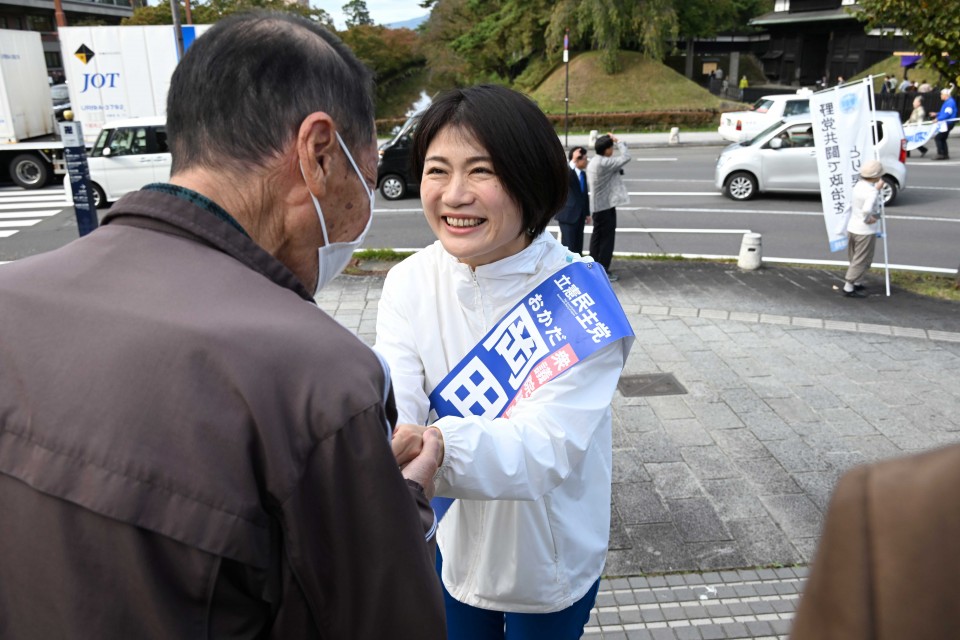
[85,117,171,208]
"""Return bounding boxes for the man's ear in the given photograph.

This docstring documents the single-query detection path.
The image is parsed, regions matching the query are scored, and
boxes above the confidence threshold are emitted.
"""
[296,112,338,198]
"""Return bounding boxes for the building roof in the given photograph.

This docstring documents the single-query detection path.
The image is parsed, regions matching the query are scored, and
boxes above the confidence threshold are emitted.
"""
[751,6,861,26]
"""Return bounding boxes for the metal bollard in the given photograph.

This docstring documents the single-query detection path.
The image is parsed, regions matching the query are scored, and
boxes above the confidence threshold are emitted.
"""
[737,233,762,270]
[588,130,599,149]
[668,127,680,145]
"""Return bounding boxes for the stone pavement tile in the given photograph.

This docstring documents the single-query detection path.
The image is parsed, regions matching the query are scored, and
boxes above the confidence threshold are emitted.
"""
[626,630,655,640]
[697,624,725,640]
[663,419,715,447]
[745,620,775,637]
[685,400,745,430]
[667,498,731,543]
[763,438,831,473]
[609,511,632,551]
[748,600,775,615]
[647,396,695,421]
[837,434,903,464]
[674,627,702,640]
[647,462,704,500]
[718,388,768,415]
[634,327,674,345]
[643,344,688,364]
[666,574,687,587]
[764,397,821,426]
[769,619,793,635]
[727,518,801,567]
[928,330,960,343]
[616,404,661,434]
[793,471,843,511]
[760,494,823,539]
[690,324,733,343]
[637,432,685,463]
[651,629,679,640]
[605,548,644,577]
[793,536,820,563]
[686,541,746,570]
[760,314,791,326]
[738,457,802,495]
[819,407,876,436]
[720,357,770,379]
[701,478,767,519]
[615,482,671,526]
[614,449,653,483]
[744,377,795,401]
[681,447,741,481]
[710,429,769,461]
[626,523,695,573]
[789,384,845,410]
[719,621,750,638]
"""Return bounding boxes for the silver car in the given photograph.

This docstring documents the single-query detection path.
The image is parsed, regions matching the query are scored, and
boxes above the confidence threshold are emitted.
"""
[715,111,908,205]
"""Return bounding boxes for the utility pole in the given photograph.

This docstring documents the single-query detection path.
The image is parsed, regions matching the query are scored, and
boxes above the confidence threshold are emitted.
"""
[170,0,184,59]
[564,28,570,148]
[53,0,66,27]
[184,0,193,25]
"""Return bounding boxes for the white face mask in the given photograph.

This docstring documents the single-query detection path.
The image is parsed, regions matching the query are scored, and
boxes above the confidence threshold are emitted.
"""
[301,131,375,294]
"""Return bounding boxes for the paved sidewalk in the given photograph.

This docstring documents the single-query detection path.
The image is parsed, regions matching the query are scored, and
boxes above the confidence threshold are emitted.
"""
[318,260,960,639]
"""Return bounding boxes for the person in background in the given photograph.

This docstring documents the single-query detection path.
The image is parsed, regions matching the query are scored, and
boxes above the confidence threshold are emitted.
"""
[739,74,748,100]
[931,87,956,160]
[918,79,932,93]
[0,11,446,639]
[898,76,913,93]
[839,159,884,298]
[791,444,960,640]
[375,84,634,640]
[586,134,631,282]
[555,146,590,255]
[906,95,929,158]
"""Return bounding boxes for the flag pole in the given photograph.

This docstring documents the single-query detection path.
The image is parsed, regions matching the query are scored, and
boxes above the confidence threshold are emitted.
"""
[864,77,892,297]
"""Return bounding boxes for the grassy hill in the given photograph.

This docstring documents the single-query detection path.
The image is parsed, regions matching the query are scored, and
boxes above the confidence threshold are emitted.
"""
[530,51,738,114]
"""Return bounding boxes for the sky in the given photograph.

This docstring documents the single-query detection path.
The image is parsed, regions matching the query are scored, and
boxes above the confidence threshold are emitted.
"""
[316,0,429,30]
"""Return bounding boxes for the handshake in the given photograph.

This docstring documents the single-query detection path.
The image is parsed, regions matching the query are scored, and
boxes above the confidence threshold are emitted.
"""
[393,424,445,499]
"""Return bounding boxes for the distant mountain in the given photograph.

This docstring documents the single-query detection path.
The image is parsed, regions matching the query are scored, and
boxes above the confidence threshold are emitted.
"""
[386,14,428,30]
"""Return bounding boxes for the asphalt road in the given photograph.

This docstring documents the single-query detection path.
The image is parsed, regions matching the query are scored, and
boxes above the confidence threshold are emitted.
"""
[2,146,958,271]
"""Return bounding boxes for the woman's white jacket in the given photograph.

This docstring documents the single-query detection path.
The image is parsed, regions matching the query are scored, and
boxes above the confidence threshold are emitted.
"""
[375,232,632,613]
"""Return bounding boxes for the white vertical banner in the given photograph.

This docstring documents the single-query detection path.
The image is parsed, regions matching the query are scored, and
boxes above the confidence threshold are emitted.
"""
[810,79,874,252]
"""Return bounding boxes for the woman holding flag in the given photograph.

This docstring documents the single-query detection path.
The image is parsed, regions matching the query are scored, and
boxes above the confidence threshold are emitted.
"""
[375,85,633,639]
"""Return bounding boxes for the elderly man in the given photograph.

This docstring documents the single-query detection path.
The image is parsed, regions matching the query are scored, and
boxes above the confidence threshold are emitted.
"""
[586,134,631,281]
[931,87,957,160]
[0,11,445,640]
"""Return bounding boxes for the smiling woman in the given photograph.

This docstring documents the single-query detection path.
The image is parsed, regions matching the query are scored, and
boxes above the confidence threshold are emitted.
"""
[374,84,634,640]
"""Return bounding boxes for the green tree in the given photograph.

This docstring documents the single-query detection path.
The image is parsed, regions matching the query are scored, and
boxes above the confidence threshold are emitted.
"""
[123,0,330,26]
[343,0,374,28]
[855,0,960,85]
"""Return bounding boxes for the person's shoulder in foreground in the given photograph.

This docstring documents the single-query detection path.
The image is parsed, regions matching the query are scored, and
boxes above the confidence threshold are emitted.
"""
[791,444,960,640]
[0,10,445,640]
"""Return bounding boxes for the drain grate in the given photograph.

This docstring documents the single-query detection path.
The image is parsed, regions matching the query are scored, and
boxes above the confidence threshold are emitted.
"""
[617,373,687,397]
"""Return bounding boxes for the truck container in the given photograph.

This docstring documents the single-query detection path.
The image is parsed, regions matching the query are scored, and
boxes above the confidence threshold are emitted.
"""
[0,25,208,189]
[59,25,210,146]
[0,29,64,188]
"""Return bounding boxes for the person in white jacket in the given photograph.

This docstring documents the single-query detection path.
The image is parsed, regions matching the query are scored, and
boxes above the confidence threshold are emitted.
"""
[375,85,634,639]
[840,159,884,297]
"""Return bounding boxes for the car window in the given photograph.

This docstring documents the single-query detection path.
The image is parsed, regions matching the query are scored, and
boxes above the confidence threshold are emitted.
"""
[91,129,110,157]
[753,99,774,114]
[779,124,815,148]
[155,127,168,153]
[742,119,786,147]
[107,127,150,157]
[783,100,810,117]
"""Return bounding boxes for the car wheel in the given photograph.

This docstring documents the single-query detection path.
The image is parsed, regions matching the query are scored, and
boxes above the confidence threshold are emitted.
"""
[379,174,407,201]
[90,182,108,209]
[10,154,49,189]
[724,171,757,201]
[880,176,898,206]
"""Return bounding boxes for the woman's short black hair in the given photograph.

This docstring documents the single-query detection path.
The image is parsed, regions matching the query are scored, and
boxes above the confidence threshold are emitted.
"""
[411,85,567,237]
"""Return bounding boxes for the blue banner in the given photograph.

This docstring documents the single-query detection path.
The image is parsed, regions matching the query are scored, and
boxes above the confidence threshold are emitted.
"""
[428,260,633,520]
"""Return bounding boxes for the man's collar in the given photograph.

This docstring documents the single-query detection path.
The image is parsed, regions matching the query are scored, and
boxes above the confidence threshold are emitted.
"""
[142,183,250,238]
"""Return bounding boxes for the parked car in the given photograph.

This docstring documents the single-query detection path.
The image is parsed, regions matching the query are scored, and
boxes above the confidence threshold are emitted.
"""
[377,113,420,201]
[714,110,908,205]
[718,90,812,143]
[84,117,170,208]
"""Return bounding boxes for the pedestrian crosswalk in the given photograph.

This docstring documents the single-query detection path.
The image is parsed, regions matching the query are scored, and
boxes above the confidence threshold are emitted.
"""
[0,187,68,240]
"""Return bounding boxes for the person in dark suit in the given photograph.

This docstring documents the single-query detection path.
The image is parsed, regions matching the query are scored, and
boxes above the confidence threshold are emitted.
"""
[791,444,960,640]
[555,146,589,255]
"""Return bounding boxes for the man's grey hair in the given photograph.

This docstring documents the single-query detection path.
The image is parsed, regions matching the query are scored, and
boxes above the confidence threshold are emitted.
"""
[166,11,375,175]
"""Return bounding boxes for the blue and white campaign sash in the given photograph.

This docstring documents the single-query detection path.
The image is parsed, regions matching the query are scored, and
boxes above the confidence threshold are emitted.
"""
[428,261,633,520]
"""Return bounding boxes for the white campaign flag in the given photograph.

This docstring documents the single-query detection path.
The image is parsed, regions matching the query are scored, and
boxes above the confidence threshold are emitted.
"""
[810,79,874,252]
[903,121,939,151]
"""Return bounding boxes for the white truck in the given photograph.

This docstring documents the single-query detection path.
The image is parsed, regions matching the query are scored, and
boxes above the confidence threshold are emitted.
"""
[0,29,66,188]
[0,25,209,189]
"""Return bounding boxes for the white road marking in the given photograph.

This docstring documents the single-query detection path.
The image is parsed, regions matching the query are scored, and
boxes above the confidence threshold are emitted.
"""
[0,219,41,228]
[0,210,63,219]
